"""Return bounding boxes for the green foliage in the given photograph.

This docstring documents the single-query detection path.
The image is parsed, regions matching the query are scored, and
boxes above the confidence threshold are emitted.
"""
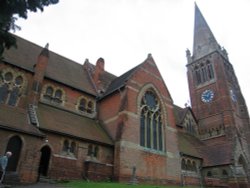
[0,0,59,56]
[62,180,199,188]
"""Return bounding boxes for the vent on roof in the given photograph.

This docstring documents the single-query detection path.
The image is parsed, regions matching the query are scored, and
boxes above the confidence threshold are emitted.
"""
[28,104,39,127]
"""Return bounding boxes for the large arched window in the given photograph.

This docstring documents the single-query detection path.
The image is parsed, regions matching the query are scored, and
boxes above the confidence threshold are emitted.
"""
[140,90,164,151]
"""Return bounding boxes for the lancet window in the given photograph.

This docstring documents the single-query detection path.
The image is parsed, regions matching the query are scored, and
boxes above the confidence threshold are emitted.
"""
[194,60,214,85]
[140,90,164,151]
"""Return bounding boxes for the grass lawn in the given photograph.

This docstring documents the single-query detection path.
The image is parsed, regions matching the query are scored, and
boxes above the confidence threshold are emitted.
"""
[62,180,198,188]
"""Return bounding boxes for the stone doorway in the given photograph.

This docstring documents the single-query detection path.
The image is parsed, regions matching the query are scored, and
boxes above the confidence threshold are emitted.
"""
[38,146,51,177]
[5,136,22,172]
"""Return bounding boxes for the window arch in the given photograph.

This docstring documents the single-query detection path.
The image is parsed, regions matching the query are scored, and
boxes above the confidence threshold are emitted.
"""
[140,90,164,151]
[77,97,95,115]
[42,85,65,105]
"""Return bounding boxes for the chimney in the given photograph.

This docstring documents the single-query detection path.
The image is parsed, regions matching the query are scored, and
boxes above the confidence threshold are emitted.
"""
[34,43,49,84]
[93,57,105,87]
[29,43,49,105]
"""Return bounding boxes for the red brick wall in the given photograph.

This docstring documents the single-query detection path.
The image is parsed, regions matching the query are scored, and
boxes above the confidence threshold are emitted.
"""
[0,130,43,183]
[98,58,181,184]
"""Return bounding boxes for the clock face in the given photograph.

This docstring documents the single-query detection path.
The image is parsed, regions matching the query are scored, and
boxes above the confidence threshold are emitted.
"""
[230,89,237,102]
[201,89,214,103]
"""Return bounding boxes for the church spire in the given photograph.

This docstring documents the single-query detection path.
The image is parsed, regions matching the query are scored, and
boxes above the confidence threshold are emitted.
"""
[192,3,220,61]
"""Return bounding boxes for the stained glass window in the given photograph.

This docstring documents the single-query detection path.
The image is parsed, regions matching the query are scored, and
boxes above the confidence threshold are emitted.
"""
[140,90,164,151]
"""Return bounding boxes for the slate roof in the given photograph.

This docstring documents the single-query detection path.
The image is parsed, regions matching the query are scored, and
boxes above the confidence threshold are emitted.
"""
[178,131,233,166]
[36,103,113,145]
[102,65,140,98]
[173,105,188,126]
[199,142,233,167]
[178,131,203,158]
[83,61,117,93]
[0,105,44,137]
[2,35,97,96]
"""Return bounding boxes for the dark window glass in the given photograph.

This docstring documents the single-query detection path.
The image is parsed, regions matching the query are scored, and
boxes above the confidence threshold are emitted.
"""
[63,140,69,152]
[8,87,19,106]
[158,118,163,151]
[207,171,212,177]
[70,142,76,154]
[153,116,157,150]
[192,161,197,171]
[140,110,146,147]
[54,89,62,104]
[181,159,186,170]
[55,89,62,99]
[93,146,98,157]
[187,160,192,171]
[145,92,157,109]
[140,91,163,151]
[4,72,13,81]
[87,101,93,113]
[15,76,23,85]
[146,113,151,148]
[222,169,228,176]
[87,144,93,156]
[0,83,9,103]
[46,87,53,96]
[79,98,86,112]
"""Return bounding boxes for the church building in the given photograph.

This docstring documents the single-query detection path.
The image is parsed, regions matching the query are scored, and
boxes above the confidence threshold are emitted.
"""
[0,4,250,188]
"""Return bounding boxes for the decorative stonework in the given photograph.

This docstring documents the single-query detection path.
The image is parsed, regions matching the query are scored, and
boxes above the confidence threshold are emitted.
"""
[41,84,65,105]
[0,68,27,106]
[76,96,95,115]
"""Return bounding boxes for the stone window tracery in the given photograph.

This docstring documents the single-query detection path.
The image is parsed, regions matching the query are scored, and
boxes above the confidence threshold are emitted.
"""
[77,96,95,115]
[140,90,164,152]
[0,69,26,106]
[87,144,99,158]
[42,84,65,105]
[181,158,198,172]
[62,139,77,157]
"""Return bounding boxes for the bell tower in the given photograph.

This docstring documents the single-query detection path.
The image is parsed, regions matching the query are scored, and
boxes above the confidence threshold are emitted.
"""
[186,3,250,181]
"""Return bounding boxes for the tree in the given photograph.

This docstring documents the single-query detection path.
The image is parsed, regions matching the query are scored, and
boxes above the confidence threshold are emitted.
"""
[0,0,59,56]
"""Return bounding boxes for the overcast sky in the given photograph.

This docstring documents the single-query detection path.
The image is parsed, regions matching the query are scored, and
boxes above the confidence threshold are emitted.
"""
[14,0,250,109]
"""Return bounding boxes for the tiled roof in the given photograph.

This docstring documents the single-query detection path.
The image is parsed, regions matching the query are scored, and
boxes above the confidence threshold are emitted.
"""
[178,130,233,166]
[199,142,233,167]
[178,131,203,158]
[102,65,139,98]
[173,105,187,126]
[0,105,44,137]
[83,61,116,93]
[36,103,113,145]
[2,35,97,96]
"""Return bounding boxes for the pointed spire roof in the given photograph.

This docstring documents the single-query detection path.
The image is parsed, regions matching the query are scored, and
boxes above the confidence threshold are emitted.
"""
[192,3,220,60]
